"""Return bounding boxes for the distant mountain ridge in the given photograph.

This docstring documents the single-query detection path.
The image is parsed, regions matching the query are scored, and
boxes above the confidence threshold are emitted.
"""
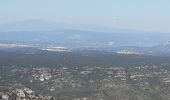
[0,20,140,33]
[0,29,170,46]
[0,20,170,46]
[0,20,62,31]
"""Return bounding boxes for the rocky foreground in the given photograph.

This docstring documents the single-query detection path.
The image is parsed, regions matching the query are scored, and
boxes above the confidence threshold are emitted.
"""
[0,85,55,100]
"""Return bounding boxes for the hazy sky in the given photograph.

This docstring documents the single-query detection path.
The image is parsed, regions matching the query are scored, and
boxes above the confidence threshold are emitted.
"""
[0,0,170,32]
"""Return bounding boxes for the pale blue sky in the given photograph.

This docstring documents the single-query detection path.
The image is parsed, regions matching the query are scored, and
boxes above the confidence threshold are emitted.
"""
[0,0,170,32]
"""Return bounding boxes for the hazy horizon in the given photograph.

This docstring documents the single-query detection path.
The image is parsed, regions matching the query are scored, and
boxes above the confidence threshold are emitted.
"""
[0,0,170,33]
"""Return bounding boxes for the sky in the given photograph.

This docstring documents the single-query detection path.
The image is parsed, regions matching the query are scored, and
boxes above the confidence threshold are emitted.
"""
[0,0,170,32]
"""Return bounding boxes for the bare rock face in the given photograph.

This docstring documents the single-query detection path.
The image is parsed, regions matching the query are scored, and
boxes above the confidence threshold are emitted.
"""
[0,85,55,100]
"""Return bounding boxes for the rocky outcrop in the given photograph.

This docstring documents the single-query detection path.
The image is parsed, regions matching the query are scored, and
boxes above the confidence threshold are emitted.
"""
[0,85,55,100]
